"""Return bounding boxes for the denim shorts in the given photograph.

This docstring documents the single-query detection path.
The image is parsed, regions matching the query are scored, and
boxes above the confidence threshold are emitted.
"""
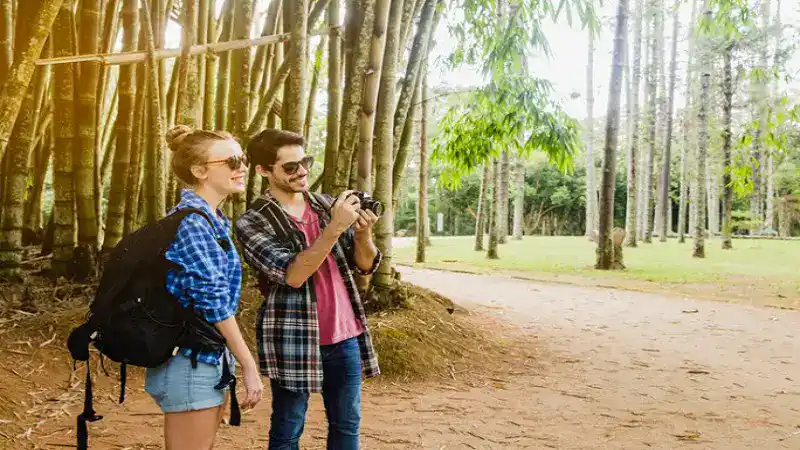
[145,354,230,413]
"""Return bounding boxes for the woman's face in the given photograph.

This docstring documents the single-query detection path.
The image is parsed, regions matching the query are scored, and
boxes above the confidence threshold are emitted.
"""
[194,139,248,195]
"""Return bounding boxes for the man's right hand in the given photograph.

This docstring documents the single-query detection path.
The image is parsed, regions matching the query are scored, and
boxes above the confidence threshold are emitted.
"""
[330,190,361,233]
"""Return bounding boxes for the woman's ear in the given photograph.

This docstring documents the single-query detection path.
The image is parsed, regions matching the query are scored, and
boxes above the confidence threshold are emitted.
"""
[190,164,208,182]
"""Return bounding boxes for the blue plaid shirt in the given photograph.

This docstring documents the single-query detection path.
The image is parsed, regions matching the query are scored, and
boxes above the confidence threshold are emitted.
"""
[164,189,242,365]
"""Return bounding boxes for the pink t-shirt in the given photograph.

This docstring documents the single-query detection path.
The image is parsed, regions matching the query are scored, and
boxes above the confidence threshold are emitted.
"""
[289,203,364,346]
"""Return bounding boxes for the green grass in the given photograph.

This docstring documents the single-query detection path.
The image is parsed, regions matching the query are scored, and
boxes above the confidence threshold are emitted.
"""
[393,236,800,308]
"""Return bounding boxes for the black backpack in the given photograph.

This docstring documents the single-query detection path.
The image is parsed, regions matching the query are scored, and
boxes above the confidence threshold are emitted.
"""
[67,208,241,450]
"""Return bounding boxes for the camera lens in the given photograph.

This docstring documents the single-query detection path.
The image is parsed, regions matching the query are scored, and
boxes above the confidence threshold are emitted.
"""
[363,198,384,216]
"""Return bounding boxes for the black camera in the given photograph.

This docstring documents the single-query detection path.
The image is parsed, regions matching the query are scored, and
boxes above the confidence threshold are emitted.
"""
[338,191,384,217]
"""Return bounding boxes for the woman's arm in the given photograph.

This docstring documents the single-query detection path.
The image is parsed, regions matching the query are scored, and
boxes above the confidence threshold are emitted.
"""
[215,316,262,408]
[165,214,263,407]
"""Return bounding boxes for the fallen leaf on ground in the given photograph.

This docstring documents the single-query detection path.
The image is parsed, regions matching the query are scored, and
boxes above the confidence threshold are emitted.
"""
[674,431,702,441]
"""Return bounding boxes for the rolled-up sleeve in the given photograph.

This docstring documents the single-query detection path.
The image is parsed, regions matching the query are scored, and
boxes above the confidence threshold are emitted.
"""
[165,214,235,324]
[234,209,297,286]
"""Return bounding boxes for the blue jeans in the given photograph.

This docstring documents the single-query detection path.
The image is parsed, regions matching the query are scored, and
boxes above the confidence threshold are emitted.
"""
[268,336,362,450]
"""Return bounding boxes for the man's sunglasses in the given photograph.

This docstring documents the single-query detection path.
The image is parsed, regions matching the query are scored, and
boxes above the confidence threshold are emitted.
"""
[273,155,314,175]
[204,154,249,170]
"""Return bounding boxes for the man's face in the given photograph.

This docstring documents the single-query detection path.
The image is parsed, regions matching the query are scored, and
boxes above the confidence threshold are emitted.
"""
[261,144,313,194]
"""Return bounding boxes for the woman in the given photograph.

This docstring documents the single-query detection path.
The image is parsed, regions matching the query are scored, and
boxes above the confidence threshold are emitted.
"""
[144,125,263,449]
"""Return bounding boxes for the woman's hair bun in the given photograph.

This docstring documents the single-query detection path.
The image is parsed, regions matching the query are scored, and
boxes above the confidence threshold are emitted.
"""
[166,124,193,152]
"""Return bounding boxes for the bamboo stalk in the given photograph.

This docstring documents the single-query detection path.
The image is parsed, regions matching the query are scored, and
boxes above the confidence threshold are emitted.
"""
[35,26,339,67]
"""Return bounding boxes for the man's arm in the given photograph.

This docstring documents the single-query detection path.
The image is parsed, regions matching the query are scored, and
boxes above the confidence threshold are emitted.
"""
[235,192,362,288]
[347,208,382,275]
[353,231,379,273]
[284,225,343,288]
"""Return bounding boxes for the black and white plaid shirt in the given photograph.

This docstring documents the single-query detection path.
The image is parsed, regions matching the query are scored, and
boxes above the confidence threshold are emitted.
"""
[234,191,381,392]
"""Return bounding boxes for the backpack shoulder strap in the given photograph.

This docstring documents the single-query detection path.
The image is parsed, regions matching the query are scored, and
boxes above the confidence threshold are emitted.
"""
[309,192,333,210]
[249,197,294,244]
[169,207,230,251]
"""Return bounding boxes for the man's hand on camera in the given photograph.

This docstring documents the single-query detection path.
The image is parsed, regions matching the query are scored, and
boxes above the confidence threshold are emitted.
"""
[330,190,361,234]
[354,209,378,240]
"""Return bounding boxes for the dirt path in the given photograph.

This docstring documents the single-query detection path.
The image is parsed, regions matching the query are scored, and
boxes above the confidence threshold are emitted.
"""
[27,268,800,449]
[396,267,800,449]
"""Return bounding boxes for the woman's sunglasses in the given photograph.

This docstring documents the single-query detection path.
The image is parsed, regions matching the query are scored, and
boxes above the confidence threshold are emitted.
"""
[275,155,314,175]
[204,154,249,170]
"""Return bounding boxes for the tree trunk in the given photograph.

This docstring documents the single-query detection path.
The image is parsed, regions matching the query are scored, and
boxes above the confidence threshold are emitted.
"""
[657,0,679,242]
[370,0,405,290]
[51,0,77,277]
[499,149,510,243]
[0,0,11,84]
[677,0,696,245]
[20,87,52,239]
[596,0,628,270]
[322,1,343,195]
[652,0,666,237]
[416,67,428,263]
[721,42,733,249]
[95,1,121,215]
[141,0,166,225]
[487,157,499,259]
[512,157,524,240]
[24,129,52,239]
[391,67,423,211]
[474,162,489,251]
[706,161,719,235]
[642,1,657,244]
[331,0,374,195]
[765,0,781,232]
[303,35,326,140]
[693,0,710,259]
[0,0,62,168]
[284,0,308,133]
[688,183,696,236]
[124,56,146,236]
[215,2,233,130]
[356,0,392,193]
[585,27,597,238]
[72,0,101,279]
[230,0,253,218]
[247,60,289,136]
[624,0,643,247]
[202,0,218,129]
[104,0,138,252]
[391,7,440,206]
[175,0,200,128]
[250,0,280,114]
[391,0,437,161]
[398,0,423,58]
[0,0,51,275]
[750,0,771,233]
[636,10,650,242]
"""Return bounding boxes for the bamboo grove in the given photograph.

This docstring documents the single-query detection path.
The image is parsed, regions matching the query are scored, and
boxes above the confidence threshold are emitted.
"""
[0,0,441,306]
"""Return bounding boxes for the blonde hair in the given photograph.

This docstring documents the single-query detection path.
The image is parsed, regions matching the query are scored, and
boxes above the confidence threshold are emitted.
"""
[165,125,235,185]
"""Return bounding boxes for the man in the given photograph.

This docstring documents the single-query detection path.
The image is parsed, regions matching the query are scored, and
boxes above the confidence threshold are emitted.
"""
[234,128,381,450]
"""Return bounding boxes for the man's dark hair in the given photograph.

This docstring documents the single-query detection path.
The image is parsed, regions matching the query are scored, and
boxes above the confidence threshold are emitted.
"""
[247,128,306,169]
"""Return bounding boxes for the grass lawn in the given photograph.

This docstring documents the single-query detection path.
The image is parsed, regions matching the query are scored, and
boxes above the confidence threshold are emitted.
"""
[393,235,800,309]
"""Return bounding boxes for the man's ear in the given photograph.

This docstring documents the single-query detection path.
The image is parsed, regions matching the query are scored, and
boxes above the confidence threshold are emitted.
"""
[256,164,270,177]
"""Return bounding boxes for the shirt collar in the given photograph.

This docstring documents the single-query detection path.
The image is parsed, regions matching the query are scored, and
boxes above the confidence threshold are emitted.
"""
[177,189,229,231]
